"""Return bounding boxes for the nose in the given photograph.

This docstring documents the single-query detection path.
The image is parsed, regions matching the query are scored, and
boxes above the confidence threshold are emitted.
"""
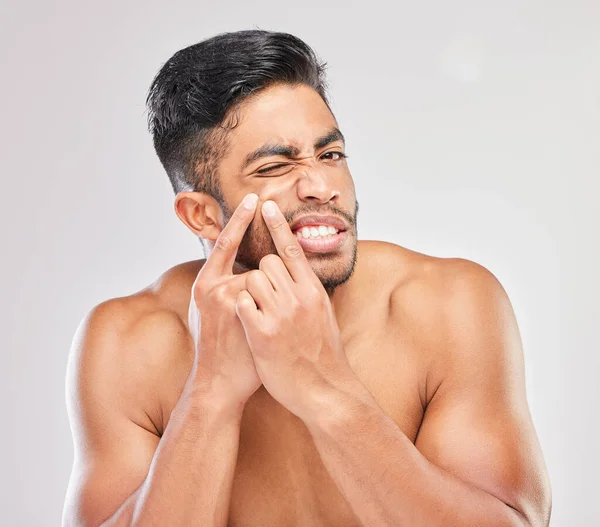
[296,163,341,204]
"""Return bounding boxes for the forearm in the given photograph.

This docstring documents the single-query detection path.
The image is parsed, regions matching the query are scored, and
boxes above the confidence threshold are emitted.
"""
[104,374,245,527]
[302,378,526,527]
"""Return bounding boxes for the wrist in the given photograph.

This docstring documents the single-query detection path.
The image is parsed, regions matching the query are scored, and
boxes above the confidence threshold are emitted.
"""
[300,368,376,433]
[185,368,248,420]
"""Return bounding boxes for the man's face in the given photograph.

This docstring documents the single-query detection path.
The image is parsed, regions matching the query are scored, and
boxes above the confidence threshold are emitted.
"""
[216,83,358,293]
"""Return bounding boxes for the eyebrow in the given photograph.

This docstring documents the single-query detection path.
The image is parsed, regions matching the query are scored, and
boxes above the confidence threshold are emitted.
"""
[240,127,346,171]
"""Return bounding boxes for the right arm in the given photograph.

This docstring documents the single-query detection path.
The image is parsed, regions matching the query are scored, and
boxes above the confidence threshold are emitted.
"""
[63,192,262,526]
[62,301,245,527]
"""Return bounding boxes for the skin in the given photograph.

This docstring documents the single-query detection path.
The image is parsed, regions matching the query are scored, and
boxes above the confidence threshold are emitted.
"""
[180,83,359,294]
[63,83,552,526]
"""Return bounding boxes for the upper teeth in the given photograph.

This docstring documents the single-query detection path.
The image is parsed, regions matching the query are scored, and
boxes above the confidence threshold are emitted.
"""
[295,225,339,239]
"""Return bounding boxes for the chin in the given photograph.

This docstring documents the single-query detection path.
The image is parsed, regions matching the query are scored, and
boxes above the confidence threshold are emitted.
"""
[310,245,357,293]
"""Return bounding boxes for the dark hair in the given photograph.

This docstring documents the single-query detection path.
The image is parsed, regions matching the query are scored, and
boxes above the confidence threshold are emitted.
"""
[145,28,331,200]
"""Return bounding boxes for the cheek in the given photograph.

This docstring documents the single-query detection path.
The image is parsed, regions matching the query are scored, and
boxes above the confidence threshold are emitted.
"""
[247,217,271,244]
[255,176,297,196]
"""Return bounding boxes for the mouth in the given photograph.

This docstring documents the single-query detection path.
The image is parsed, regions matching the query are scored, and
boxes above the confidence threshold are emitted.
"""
[292,227,348,254]
[288,214,350,253]
[290,214,348,232]
[292,224,345,240]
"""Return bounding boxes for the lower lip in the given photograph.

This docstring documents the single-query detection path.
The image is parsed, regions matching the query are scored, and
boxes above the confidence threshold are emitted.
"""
[295,230,348,253]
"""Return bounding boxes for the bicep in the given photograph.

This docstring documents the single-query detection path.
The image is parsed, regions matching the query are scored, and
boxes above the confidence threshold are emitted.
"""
[415,370,544,519]
[414,261,551,525]
[63,302,161,527]
[64,418,159,527]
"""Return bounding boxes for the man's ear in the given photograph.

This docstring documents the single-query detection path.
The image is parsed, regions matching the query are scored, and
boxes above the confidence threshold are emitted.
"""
[174,192,223,241]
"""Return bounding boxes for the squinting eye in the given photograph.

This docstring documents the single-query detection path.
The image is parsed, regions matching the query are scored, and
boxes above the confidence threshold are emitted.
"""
[256,164,295,175]
[256,152,348,175]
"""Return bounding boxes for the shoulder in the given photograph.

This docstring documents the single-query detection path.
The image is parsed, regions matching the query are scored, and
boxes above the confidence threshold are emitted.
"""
[67,261,204,435]
[357,239,509,327]
[354,240,486,301]
[353,240,432,296]
[378,238,509,330]
[366,241,516,399]
[72,292,193,369]
[390,251,509,321]
[74,256,202,360]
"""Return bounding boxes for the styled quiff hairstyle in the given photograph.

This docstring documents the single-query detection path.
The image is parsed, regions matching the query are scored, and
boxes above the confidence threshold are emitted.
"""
[145,28,331,202]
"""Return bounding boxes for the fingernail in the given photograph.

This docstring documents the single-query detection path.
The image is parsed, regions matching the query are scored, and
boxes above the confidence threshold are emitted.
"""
[263,200,276,216]
[243,193,258,209]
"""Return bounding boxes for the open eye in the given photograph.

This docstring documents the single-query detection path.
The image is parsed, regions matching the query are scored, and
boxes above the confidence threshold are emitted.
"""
[321,151,348,162]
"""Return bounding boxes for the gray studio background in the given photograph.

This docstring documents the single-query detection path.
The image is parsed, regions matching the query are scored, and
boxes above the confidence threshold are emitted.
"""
[1,1,598,525]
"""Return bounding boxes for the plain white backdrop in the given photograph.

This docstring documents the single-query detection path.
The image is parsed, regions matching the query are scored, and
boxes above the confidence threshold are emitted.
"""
[1,1,598,525]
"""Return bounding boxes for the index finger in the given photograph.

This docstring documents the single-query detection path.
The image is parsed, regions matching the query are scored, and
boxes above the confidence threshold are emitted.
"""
[261,200,314,283]
[203,193,258,277]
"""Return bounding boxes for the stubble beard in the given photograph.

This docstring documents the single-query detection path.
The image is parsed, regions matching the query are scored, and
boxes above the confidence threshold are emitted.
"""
[218,199,359,296]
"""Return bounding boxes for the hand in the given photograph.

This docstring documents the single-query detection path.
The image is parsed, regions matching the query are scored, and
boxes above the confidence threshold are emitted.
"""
[235,200,354,420]
[188,193,263,407]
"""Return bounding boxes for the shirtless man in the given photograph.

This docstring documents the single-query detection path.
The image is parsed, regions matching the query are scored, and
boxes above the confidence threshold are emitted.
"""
[62,29,552,526]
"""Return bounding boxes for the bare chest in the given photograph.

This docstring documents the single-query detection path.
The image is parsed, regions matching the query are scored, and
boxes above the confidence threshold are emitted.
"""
[224,313,426,527]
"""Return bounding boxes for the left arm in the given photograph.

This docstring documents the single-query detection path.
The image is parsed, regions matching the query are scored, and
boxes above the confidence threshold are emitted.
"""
[301,261,552,527]
[235,202,551,526]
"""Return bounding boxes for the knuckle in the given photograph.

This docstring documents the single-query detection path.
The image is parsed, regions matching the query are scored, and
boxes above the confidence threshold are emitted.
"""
[246,269,264,285]
[209,282,230,303]
[192,278,208,298]
[288,295,301,310]
[270,219,286,232]
[224,296,238,312]
[236,289,250,303]
[301,286,322,306]
[282,296,301,318]
[231,208,247,223]
[259,254,280,269]
[214,233,233,251]
[284,243,303,258]
[261,322,277,339]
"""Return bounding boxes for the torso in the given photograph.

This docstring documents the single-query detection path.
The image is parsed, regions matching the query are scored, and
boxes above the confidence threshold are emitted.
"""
[124,240,445,526]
